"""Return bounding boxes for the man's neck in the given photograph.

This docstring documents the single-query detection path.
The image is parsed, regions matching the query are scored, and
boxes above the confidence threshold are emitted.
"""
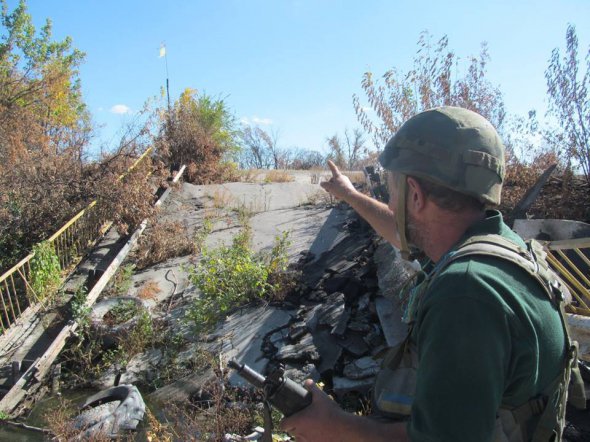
[422,208,486,262]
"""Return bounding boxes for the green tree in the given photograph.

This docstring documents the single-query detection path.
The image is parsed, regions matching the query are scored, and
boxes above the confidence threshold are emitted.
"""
[353,32,506,148]
[545,24,590,184]
[0,0,89,159]
[156,88,240,183]
[0,0,93,271]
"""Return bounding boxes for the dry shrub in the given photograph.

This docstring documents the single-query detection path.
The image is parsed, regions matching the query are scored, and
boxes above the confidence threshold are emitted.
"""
[238,169,263,183]
[42,397,113,442]
[264,170,295,183]
[134,220,195,270]
[137,280,161,300]
[161,380,256,441]
[500,152,556,212]
[342,171,366,185]
[145,408,174,442]
[95,167,156,236]
[206,188,235,209]
[499,150,590,222]
[155,89,240,185]
[305,190,333,206]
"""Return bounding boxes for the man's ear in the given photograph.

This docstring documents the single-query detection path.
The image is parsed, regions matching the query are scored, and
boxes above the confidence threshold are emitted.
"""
[406,176,426,212]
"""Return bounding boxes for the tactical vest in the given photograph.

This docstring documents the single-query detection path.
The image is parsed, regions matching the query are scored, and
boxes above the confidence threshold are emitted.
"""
[373,235,587,441]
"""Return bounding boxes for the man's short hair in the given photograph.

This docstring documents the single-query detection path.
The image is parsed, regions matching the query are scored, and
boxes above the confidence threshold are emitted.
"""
[413,176,485,212]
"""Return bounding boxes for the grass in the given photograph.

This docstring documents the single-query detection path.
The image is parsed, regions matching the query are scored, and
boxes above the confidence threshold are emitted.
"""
[264,170,295,183]
[206,188,234,209]
[104,264,135,297]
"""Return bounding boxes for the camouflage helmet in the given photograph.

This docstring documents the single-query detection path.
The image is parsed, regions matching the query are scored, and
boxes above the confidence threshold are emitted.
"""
[379,106,505,205]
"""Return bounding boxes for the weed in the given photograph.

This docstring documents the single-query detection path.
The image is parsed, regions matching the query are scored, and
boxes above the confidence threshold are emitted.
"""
[29,241,62,302]
[145,408,174,441]
[104,264,135,297]
[195,215,214,252]
[120,310,155,358]
[0,410,8,420]
[207,188,234,209]
[264,170,295,183]
[186,228,291,334]
[103,299,140,326]
[238,169,262,183]
[233,204,254,226]
[71,285,91,329]
[61,301,156,384]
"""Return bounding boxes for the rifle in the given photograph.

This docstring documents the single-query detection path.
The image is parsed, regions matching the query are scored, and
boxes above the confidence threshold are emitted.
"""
[228,360,312,417]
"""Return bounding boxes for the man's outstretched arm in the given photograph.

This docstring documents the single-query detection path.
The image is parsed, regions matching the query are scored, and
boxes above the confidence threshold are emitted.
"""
[280,380,409,442]
[321,161,400,248]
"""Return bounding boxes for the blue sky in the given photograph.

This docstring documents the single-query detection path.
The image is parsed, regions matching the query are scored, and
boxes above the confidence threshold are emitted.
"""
[13,0,590,155]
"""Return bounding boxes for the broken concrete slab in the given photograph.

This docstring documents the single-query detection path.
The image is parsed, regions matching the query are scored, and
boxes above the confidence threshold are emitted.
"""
[343,356,380,380]
[288,322,308,341]
[373,240,419,299]
[330,307,351,337]
[375,296,408,348]
[339,333,369,358]
[332,375,374,397]
[567,314,590,362]
[312,329,344,374]
[317,293,347,329]
[275,333,320,363]
[267,328,290,350]
[513,219,590,241]
[217,306,295,387]
[302,211,373,288]
[284,363,320,385]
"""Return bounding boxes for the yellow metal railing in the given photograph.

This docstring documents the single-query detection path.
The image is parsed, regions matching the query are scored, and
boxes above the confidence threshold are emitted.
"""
[546,238,590,316]
[0,148,153,335]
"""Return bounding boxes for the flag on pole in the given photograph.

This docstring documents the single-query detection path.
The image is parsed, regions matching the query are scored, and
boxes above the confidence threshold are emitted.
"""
[159,45,166,58]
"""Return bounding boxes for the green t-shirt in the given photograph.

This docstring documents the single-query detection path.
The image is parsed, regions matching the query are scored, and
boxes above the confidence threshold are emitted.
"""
[407,211,565,442]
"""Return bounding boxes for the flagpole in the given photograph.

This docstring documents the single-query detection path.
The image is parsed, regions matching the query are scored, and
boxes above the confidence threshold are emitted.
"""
[165,51,170,113]
[160,43,171,112]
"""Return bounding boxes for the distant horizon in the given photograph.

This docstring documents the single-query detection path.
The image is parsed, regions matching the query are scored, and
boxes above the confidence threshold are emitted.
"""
[12,0,590,158]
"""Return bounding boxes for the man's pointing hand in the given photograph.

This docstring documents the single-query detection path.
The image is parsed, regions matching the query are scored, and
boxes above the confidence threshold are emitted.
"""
[320,160,358,201]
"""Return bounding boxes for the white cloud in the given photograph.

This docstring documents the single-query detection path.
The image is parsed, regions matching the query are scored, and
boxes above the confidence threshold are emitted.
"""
[252,116,273,125]
[240,115,273,126]
[110,104,132,115]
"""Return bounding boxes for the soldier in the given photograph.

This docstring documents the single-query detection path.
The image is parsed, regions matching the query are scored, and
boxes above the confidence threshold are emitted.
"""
[280,107,584,441]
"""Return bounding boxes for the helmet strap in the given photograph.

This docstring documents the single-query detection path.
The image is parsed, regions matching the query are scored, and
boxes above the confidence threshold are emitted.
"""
[396,173,411,260]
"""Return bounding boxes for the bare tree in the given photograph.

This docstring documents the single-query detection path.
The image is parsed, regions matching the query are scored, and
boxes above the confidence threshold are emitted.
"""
[240,126,287,169]
[287,149,326,170]
[326,128,367,170]
[545,24,590,183]
[353,31,506,148]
